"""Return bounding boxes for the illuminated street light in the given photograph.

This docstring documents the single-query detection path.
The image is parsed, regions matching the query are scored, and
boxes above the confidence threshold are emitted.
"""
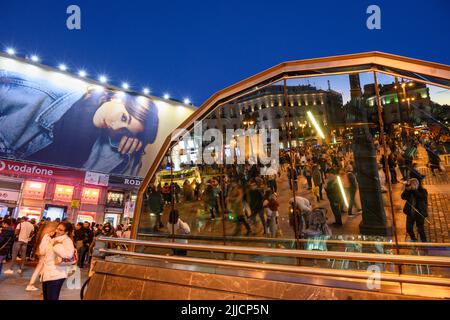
[307,111,325,139]
[6,48,15,55]
[337,176,349,208]
[78,70,87,77]
[183,98,191,105]
[143,88,150,95]
[30,55,40,62]
[58,64,67,71]
[164,93,170,100]
[122,82,130,90]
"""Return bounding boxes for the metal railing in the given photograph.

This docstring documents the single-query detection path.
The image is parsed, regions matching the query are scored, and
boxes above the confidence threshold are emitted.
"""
[92,237,450,298]
[137,232,450,248]
[97,247,450,289]
[97,237,450,267]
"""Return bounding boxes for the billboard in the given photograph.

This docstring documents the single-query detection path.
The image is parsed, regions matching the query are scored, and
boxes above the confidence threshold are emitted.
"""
[0,54,195,178]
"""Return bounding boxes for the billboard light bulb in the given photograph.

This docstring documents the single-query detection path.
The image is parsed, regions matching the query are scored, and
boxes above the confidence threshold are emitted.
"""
[99,75,108,84]
[58,64,67,71]
[122,82,129,90]
[307,111,325,139]
[78,70,87,77]
[31,55,40,62]
[6,48,15,55]
[183,98,191,105]
[143,88,150,95]
[164,93,170,100]
[337,176,349,208]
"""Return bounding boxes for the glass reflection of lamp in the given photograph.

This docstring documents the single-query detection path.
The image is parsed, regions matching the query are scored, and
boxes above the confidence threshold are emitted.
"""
[307,111,325,140]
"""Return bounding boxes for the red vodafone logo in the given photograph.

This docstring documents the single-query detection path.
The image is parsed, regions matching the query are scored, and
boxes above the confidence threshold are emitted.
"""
[0,160,54,177]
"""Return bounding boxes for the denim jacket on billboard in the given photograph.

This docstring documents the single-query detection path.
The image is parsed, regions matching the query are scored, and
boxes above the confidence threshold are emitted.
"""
[0,69,142,176]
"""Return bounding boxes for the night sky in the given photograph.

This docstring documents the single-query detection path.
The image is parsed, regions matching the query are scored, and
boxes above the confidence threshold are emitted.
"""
[1,0,449,105]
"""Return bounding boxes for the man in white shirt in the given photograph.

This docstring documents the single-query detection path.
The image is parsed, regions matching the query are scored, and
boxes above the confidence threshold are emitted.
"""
[4,216,36,275]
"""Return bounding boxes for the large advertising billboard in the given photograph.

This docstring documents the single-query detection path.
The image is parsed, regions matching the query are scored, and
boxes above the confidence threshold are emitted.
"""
[0,54,195,178]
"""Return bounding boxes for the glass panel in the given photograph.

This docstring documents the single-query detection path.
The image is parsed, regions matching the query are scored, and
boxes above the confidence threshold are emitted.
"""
[273,73,397,270]
[374,72,450,278]
[134,67,449,276]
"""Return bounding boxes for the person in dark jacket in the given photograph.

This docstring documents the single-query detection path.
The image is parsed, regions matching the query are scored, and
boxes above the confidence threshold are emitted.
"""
[345,165,359,216]
[0,219,15,273]
[147,186,165,231]
[325,169,343,226]
[312,164,323,201]
[79,222,94,268]
[425,145,442,176]
[401,178,428,242]
[74,223,86,268]
[248,180,266,234]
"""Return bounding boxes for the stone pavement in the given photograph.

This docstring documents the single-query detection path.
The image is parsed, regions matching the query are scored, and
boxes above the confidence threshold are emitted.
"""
[0,262,88,300]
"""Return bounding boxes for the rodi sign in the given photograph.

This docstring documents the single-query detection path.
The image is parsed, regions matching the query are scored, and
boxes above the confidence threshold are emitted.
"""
[0,160,54,176]
[124,179,141,186]
[109,175,142,187]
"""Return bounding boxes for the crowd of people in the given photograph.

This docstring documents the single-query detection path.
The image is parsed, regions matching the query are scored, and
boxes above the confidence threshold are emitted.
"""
[0,215,132,300]
[147,129,448,244]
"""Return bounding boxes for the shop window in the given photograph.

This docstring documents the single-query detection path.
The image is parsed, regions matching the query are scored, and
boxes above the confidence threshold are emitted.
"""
[23,181,46,200]
[81,187,101,205]
[53,184,74,202]
[18,206,42,220]
[107,191,125,208]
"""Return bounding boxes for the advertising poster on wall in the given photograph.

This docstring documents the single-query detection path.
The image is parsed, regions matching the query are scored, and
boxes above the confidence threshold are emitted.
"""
[0,55,195,179]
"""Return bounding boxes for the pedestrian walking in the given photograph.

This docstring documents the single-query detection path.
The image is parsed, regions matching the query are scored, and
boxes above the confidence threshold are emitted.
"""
[0,219,15,274]
[401,178,429,242]
[324,169,343,226]
[4,216,35,275]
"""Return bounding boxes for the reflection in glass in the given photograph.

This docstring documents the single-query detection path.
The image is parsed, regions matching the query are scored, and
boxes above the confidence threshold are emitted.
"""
[136,67,450,276]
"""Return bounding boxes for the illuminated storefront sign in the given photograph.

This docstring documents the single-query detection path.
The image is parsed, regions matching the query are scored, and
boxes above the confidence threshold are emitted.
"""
[22,181,47,200]
[54,184,74,202]
[77,212,96,223]
[106,191,124,208]
[0,159,84,180]
[81,187,100,205]
[18,206,42,220]
[0,189,20,202]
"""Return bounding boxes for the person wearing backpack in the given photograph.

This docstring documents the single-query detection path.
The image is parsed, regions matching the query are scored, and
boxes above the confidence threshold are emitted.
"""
[0,219,15,274]
[39,222,75,300]
[401,178,428,242]
[4,216,35,275]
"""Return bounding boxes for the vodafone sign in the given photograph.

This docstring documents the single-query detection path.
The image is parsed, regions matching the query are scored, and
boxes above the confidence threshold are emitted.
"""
[0,159,84,180]
[0,160,54,176]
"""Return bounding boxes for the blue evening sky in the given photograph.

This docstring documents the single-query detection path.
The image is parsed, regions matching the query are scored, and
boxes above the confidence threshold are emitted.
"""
[0,0,449,105]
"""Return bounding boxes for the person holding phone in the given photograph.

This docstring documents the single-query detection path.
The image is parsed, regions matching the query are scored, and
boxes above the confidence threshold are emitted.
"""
[39,222,75,300]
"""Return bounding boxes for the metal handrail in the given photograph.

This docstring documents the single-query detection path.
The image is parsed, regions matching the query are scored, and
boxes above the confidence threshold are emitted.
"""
[98,248,450,288]
[137,232,450,248]
[97,237,450,266]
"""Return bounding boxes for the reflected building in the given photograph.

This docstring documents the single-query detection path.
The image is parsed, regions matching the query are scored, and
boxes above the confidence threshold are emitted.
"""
[364,80,432,127]
[202,84,344,148]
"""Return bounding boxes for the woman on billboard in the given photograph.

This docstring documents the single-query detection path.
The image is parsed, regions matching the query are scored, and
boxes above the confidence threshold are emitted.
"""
[0,69,158,176]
